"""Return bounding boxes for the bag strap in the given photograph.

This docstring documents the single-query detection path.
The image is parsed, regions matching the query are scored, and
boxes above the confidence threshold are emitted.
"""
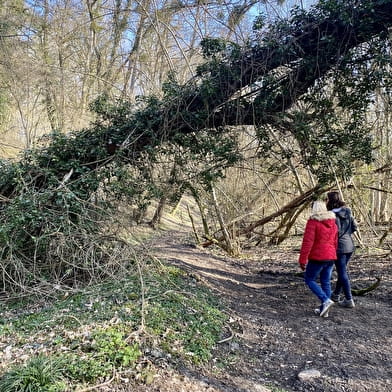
[336,214,350,239]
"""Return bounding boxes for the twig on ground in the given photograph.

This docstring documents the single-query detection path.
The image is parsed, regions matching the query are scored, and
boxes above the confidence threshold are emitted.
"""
[57,314,83,326]
[352,277,381,296]
[76,371,116,391]
[146,289,196,301]
[217,326,234,344]
[136,259,146,332]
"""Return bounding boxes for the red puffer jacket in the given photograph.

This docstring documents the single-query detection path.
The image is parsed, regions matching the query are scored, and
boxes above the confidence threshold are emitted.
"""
[298,211,338,268]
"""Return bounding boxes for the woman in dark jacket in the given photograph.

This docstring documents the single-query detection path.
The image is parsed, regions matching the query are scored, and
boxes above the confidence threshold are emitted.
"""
[299,200,338,317]
[327,191,358,308]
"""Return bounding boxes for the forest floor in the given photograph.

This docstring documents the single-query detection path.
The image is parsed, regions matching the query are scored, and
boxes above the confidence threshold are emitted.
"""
[143,227,392,392]
[1,213,391,392]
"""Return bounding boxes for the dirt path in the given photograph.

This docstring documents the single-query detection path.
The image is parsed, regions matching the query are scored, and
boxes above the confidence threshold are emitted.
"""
[150,230,392,392]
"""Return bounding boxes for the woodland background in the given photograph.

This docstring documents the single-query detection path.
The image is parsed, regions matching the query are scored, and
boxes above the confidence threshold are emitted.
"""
[1,0,391,295]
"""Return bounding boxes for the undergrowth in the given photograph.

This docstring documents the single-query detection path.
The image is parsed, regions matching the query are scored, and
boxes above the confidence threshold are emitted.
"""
[0,262,228,391]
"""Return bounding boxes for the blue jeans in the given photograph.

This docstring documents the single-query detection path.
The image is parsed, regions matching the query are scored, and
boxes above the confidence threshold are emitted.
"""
[304,260,334,303]
[333,252,353,300]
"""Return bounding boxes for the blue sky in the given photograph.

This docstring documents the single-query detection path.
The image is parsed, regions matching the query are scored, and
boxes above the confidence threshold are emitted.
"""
[250,0,317,20]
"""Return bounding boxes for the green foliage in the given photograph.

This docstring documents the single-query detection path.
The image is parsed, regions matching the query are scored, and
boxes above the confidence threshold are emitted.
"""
[200,37,227,58]
[0,355,67,392]
[0,178,117,292]
[140,266,227,365]
[61,353,112,383]
[91,326,141,366]
[145,278,226,364]
[0,264,228,389]
[252,13,265,31]
[89,93,134,127]
[246,0,391,183]
[0,352,111,389]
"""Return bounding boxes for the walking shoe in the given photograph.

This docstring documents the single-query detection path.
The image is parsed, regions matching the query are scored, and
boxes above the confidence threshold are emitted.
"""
[331,293,340,302]
[339,298,355,308]
[320,298,334,317]
[314,307,329,318]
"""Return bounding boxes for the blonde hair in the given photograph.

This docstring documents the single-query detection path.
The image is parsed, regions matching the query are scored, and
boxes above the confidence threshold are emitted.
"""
[311,200,327,215]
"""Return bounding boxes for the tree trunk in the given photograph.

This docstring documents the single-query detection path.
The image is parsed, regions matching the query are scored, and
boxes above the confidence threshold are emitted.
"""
[188,184,209,238]
[150,195,167,229]
[210,184,238,255]
[202,185,329,248]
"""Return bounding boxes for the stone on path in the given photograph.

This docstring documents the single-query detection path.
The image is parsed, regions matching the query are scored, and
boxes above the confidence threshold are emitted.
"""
[297,369,322,381]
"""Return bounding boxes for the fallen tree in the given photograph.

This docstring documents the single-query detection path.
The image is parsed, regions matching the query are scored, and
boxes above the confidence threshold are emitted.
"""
[2,0,392,198]
[201,185,328,249]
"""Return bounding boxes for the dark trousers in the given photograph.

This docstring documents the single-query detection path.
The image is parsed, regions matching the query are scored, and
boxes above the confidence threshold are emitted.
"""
[333,252,353,300]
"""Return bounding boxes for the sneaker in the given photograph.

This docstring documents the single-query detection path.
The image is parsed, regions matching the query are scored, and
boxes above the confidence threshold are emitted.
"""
[314,307,329,318]
[339,298,355,308]
[320,299,334,317]
[331,293,340,302]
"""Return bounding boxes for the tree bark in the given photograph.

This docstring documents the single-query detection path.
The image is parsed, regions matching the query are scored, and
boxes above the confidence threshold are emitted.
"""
[202,185,330,247]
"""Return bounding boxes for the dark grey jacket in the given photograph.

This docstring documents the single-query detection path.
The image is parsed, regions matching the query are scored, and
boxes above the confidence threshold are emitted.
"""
[333,207,357,254]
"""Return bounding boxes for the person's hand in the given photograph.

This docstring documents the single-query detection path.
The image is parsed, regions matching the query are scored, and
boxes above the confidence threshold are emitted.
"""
[300,263,306,271]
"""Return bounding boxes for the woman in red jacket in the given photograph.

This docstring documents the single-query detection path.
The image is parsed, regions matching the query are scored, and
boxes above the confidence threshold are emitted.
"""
[299,200,338,317]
